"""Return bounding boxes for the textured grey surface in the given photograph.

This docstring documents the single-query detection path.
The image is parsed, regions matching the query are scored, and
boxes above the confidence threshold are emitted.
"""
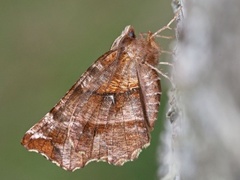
[177,0,240,179]
[159,0,240,179]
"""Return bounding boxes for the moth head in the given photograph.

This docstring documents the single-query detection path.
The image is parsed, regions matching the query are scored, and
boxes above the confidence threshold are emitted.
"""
[110,25,136,50]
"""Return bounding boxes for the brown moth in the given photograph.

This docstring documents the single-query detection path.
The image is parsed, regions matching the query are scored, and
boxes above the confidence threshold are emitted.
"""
[21,25,162,171]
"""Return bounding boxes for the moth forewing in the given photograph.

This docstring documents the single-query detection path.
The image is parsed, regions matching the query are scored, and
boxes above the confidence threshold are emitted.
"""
[22,25,163,171]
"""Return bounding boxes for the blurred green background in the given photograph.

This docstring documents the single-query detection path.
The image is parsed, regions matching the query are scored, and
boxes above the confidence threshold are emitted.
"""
[0,0,173,180]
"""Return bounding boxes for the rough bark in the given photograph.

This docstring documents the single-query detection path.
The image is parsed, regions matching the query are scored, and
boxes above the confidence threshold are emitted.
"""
[159,0,240,179]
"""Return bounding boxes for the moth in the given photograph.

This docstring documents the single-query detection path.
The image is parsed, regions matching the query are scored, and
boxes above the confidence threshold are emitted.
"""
[21,25,164,171]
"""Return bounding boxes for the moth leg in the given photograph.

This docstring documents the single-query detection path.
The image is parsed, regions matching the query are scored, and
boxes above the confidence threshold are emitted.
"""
[145,62,173,86]
[151,7,182,38]
[159,62,174,67]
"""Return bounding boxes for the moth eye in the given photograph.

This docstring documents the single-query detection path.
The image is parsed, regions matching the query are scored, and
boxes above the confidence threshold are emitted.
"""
[128,31,135,38]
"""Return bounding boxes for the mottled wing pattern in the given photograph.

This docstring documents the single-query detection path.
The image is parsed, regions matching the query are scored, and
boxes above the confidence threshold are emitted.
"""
[21,26,161,171]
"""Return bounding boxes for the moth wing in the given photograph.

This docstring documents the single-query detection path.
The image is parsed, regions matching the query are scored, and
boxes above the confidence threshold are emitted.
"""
[21,49,160,171]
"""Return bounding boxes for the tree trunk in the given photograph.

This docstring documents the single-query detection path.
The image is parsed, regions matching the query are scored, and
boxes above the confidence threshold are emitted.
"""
[159,0,240,179]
